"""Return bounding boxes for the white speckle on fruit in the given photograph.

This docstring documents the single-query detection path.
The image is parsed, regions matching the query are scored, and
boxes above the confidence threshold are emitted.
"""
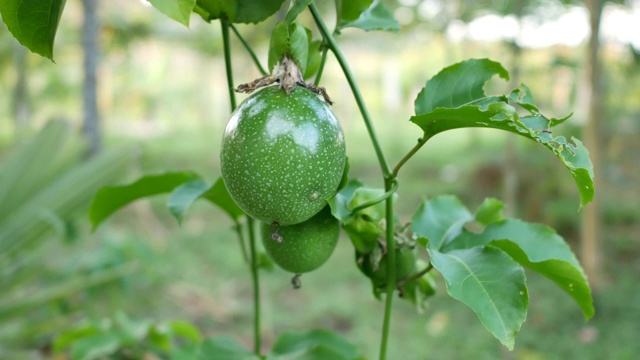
[266,116,293,138]
[292,123,319,153]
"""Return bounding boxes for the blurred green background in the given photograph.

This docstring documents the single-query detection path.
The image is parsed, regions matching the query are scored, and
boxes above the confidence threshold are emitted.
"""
[1,0,639,359]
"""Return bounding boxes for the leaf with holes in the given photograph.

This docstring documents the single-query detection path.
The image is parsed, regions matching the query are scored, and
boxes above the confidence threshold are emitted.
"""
[410,59,594,208]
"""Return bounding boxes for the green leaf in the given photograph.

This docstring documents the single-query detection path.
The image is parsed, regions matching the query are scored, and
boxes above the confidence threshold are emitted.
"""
[199,336,259,360]
[149,0,196,26]
[507,84,538,113]
[200,178,245,221]
[348,187,387,221]
[0,0,67,60]
[89,172,198,230]
[412,105,594,207]
[410,195,473,251]
[444,219,594,320]
[343,216,380,254]
[412,102,593,207]
[269,329,364,360]
[269,21,309,73]
[336,0,373,22]
[474,198,504,226]
[71,333,122,360]
[285,0,312,23]
[169,320,201,343]
[429,246,528,350]
[327,179,364,223]
[269,345,351,360]
[168,178,211,224]
[338,1,399,33]
[53,325,99,353]
[410,59,594,207]
[335,183,392,253]
[234,0,286,24]
[304,39,323,80]
[114,312,151,344]
[194,0,238,22]
[414,58,509,114]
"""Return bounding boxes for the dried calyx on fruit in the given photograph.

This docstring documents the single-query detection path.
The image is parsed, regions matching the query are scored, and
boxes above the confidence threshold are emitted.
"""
[236,56,332,104]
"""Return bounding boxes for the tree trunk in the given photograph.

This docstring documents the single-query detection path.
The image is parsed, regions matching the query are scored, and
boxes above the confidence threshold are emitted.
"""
[82,0,101,157]
[13,42,28,131]
[581,0,604,290]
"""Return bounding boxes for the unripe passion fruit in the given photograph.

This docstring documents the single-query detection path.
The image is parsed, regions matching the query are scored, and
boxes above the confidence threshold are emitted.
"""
[261,206,339,274]
[221,86,346,226]
[358,247,417,288]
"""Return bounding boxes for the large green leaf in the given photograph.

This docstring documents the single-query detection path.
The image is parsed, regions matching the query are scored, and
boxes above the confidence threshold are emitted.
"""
[91,173,244,230]
[414,58,509,114]
[337,1,399,33]
[444,219,594,319]
[429,246,528,350]
[148,0,196,26]
[268,329,364,360]
[199,336,259,360]
[0,0,67,60]
[410,59,594,208]
[410,195,473,250]
[89,172,198,230]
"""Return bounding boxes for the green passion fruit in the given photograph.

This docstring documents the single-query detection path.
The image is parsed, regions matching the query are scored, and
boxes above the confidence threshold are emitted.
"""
[221,86,346,226]
[261,206,339,274]
[358,247,417,288]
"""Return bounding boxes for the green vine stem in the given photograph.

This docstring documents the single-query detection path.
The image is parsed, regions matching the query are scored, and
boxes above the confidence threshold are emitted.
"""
[313,45,329,86]
[230,23,268,76]
[379,177,396,360]
[309,3,391,178]
[233,221,250,264]
[392,133,430,178]
[247,217,262,353]
[396,263,433,289]
[221,19,237,110]
[351,180,399,215]
[309,4,396,360]
[221,18,262,355]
